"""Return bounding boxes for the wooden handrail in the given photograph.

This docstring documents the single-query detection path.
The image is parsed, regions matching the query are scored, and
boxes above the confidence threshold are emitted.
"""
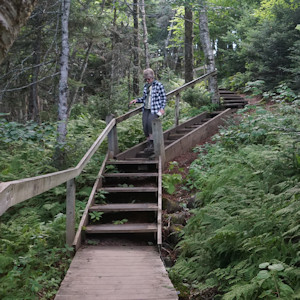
[0,118,116,216]
[114,70,217,124]
[166,70,217,98]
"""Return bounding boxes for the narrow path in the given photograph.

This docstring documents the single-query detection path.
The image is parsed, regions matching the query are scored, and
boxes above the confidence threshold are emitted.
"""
[55,246,178,300]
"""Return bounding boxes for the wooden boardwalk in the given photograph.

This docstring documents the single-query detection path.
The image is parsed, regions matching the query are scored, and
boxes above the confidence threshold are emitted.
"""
[55,245,178,300]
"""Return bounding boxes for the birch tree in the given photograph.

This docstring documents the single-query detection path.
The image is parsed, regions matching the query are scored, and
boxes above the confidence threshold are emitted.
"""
[55,0,71,166]
[198,3,219,104]
[184,5,193,83]
[140,0,150,68]
[133,0,140,96]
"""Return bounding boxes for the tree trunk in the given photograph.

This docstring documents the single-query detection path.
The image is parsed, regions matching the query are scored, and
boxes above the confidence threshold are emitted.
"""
[184,6,194,83]
[29,12,42,123]
[68,41,93,117]
[199,5,219,104]
[140,0,150,68]
[55,0,70,167]
[132,0,140,96]
[0,0,38,63]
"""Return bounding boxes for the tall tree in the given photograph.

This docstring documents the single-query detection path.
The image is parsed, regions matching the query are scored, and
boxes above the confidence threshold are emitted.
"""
[29,8,44,123]
[140,0,150,68]
[132,0,140,96]
[0,0,38,63]
[184,5,194,83]
[55,0,71,166]
[198,3,219,104]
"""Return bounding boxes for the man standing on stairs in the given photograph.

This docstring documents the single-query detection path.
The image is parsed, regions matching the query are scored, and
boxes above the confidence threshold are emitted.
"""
[129,68,167,154]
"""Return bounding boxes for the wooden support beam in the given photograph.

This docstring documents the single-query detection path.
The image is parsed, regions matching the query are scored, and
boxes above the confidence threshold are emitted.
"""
[66,179,76,247]
[106,115,119,158]
[175,93,180,126]
[152,119,165,167]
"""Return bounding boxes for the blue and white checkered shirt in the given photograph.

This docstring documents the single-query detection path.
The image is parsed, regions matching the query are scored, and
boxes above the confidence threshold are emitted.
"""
[137,80,167,114]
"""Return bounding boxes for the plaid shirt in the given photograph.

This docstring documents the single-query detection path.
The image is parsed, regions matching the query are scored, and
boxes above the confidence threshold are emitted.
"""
[137,80,166,114]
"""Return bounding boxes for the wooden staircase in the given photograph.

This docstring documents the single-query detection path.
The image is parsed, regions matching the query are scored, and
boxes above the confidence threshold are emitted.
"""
[84,158,162,244]
[220,89,248,109]
[77,91,247,247]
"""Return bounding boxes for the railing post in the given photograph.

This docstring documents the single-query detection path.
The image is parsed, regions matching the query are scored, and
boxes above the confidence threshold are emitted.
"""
[175,93,180,126]
[106,114,119,158]
[66,178,76,247]
[152,118,165,166]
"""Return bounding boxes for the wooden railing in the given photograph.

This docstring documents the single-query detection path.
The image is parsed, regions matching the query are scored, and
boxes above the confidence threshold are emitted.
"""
[0,70,217,246]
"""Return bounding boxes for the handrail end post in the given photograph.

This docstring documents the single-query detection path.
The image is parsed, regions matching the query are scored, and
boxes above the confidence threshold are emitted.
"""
[66,178,76,247]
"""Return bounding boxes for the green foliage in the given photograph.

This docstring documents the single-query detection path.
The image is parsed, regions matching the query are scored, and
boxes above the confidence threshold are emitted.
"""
[221,72,251,92]
[89,211,104,222]
[0,212,72,299]
[170,100,300,298]
[244,80,266,96]
[181,85,212,108]
[112,219,128,225]
[163,173,183,194]
[263,83,300,103]
[162,161,184,194]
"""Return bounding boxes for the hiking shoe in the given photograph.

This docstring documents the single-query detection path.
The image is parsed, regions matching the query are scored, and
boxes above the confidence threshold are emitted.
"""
[144,141,154,154]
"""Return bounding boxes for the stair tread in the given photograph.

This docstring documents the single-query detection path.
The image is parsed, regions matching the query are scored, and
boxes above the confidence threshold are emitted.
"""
[90,203,158,212]
[104,172,158,177]
[85,223,158,233]
[101,187,158,192]
[107,160,158,165]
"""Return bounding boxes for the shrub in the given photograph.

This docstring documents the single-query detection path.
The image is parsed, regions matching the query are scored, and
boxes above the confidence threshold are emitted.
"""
[181,85,212,108]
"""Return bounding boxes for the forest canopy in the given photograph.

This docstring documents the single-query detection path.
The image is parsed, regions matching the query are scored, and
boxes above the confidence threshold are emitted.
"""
[0,0,299,123]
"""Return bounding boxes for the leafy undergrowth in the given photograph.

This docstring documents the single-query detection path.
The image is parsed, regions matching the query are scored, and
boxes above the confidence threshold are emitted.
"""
[0,115,109,299]
[0,102,200,299]
[170,101,300,299]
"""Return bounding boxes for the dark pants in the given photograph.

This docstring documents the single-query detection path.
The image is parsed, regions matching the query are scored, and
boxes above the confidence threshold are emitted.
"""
[142,109,158,139]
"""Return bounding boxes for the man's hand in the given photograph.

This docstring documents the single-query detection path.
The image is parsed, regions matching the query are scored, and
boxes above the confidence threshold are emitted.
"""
[129,99,137,105]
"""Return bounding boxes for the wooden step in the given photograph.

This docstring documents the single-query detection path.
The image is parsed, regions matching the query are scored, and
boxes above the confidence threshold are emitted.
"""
[104,172,158,178]
[186,125,199,129]
[223,99,247,103]
[85,223,158,233]
[107,160,158,165]
[221,95,242,98]
[219,90,235,94]
[168,133,185,140]
[89,203,158,212]
[164,140,174,146]
[223,103,245,108]
[101,187,158,193]
[176,128,192,134]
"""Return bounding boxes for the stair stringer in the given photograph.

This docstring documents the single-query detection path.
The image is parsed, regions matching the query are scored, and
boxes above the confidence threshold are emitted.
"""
[72,153,109,251]
[165,108,232,163]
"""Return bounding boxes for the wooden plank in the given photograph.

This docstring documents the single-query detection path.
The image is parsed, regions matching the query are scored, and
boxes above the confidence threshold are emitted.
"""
[107,160,158,165]
[115,105,143,123]
[101,187,158,193]
[165,108,232,163]
[104,172,158,178]
[55,245,178,300]
[168,133,185,140]
[157,156,162,244]
[55,295,177,300]
[85,223,157,233]
[152,118,166,165]
[89,203,158,212]
[166,70,217,98]
[106,115,119,157]
[66,179,76,247]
